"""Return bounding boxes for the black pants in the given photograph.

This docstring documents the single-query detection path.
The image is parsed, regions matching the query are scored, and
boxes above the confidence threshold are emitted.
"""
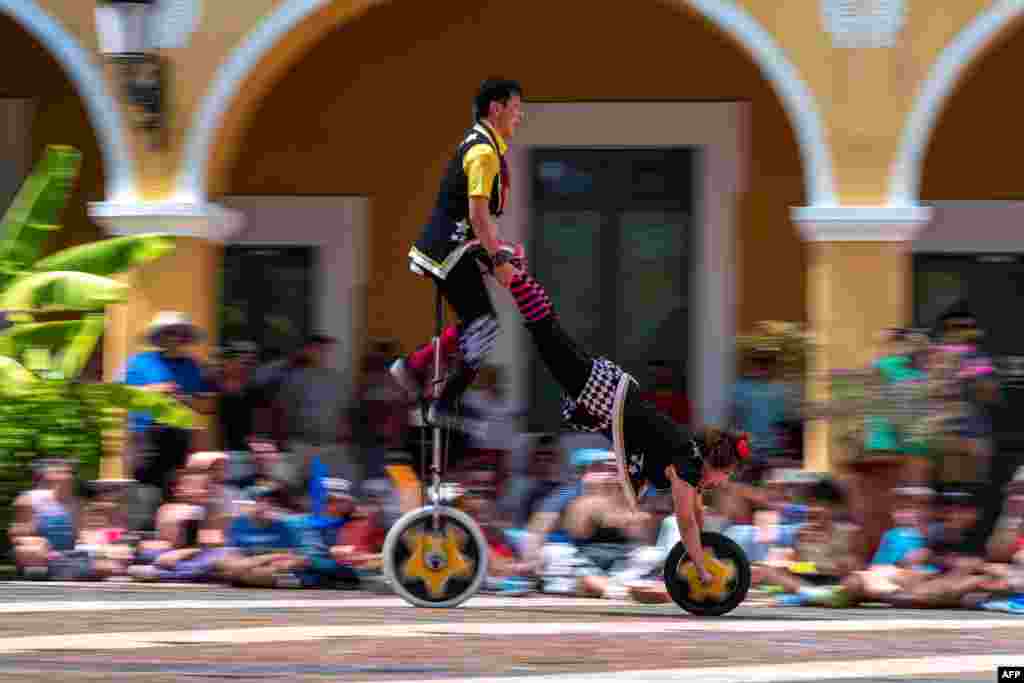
[523,317,593,398]
[432,255,497,406]
[525,316,691,492]
[132,427,190,489]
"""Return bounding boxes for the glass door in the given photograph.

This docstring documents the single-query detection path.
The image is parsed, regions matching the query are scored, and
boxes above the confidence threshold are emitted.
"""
[221,245,316,362]
[528,148,695,431]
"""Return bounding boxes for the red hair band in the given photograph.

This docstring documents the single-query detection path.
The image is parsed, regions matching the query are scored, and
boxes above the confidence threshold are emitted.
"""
[735,437,751,460]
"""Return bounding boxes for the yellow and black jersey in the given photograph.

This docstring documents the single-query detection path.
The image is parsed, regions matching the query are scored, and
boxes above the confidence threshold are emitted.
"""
[409,122,508,279]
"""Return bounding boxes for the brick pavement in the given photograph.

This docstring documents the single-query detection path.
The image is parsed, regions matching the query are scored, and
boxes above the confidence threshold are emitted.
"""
[0,584,1017,682]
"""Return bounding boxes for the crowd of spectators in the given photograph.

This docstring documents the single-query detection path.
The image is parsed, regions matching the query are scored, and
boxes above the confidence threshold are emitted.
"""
[5,306,1023,615]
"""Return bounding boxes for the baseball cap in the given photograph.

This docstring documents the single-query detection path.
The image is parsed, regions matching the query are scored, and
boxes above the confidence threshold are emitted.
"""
[247,484,277,500]
[571,449,615,469]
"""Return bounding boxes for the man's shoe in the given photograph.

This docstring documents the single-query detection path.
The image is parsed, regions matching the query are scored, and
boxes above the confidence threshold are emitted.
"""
[389,357,424,399]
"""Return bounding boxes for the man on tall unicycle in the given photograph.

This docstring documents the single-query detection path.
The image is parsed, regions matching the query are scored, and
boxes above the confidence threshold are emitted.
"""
[390,78,525,438]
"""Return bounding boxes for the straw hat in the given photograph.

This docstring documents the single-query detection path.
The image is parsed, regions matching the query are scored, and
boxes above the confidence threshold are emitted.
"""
[143,311,205,346]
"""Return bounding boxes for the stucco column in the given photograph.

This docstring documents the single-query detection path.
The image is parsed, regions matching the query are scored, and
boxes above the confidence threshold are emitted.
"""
[89,202,243,477]
[792,206,932,472]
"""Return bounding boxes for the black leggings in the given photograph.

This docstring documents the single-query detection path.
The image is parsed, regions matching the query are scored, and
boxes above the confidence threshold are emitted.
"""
[526,315,691,492]
[523,316,593,399]
[431,255,498,405]
[432,253,496,325]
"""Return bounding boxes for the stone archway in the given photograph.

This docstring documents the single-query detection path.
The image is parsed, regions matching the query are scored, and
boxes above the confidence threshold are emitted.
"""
[892,0,1024,205]
[180,0,834,207]
[0,0,133,203]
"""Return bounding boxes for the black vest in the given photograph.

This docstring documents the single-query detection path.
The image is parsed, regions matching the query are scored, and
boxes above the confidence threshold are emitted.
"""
[409,123,506,279]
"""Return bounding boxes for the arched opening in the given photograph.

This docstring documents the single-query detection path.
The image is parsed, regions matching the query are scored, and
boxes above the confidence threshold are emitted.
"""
[914,15,1024,465]
[920,20,1024,202]
[0,12,107,252]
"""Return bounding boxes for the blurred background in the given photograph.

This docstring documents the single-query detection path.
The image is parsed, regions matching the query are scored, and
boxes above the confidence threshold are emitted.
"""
[0,0,1022,610]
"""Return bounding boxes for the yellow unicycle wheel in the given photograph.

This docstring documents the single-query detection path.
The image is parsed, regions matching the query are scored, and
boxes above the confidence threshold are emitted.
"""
[663,532,751,616]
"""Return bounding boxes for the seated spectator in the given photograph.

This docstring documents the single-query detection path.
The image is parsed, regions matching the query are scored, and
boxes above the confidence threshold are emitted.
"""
[561,460,652,598]
[220,486,304,587]
[757,479,859,606]
[839,487,990,608]
[188,451,244,521]
[457,465,532,595]
[76,501,133,579]
[497,434,564,533]
[129,469,229,583]
[290,478,360,589]
[987,469,1024,564]
[9,460,88,580]
[974,479,1024,611]
[331,479,393,580]
[518,448,613,577]
[722,469,812,569]
[242,438,302,512]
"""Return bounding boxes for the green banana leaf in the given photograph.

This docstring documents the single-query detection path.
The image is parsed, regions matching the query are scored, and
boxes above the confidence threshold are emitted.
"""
[0,320,81,359]
[0,271,127,312]
[0,146,81,271]
[0,356,38,396]
[80,383,197,430]
[61,314,105,380]
[34,233,176,277]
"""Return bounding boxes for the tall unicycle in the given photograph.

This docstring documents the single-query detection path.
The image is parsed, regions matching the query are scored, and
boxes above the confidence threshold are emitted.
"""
[383,288,489,608]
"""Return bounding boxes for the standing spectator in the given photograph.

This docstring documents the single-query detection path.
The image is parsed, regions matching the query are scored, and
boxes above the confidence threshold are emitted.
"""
[124,312,216,515]
[349,340,414,496]
[460,365,523,482]
[731,350,795,479]
[211,341,261,453]
[276,334,355,494]
[847,329,931,565]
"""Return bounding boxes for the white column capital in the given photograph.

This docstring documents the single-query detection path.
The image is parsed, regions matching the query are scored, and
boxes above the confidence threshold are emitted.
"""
[792,205,933,242]
[88,200,245,243]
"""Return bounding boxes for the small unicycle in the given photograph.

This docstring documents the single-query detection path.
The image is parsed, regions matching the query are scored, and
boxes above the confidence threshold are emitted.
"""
[383,288,489,608]
[662,532,751,616]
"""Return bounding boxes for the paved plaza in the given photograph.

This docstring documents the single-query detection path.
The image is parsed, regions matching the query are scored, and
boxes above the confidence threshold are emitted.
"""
[0,583,1016,682]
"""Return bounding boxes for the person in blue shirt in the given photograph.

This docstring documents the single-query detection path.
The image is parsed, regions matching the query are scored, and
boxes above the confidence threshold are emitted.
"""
[124,312,216,505]
[221,486,304,587]
[290,478,359,588]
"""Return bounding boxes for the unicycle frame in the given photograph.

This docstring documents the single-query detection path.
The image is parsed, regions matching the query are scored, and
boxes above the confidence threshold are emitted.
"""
[428,286,445,527]
[382,281,493,608]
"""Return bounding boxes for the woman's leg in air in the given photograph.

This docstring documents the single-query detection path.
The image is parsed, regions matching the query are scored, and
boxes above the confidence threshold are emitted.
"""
[507,272,592,397]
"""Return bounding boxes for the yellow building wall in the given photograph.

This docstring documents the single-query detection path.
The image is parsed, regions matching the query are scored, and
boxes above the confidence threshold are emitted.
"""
[25,0,1009,205]
[222,0,808,355]
[734,0,990,203]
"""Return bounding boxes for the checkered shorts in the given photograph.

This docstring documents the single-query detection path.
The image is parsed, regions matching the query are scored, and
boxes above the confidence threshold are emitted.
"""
[561,358,624,434]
